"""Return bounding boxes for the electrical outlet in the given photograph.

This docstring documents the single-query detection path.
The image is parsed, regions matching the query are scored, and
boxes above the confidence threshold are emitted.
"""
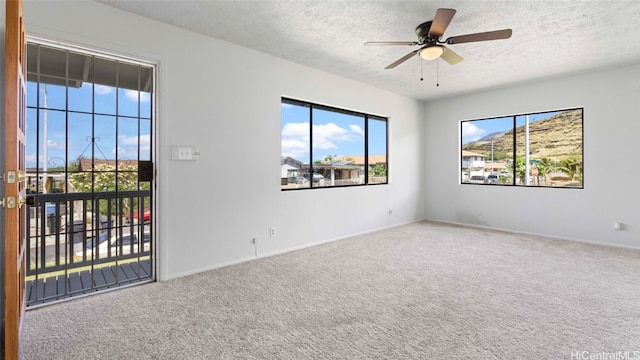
[270,227,276,238]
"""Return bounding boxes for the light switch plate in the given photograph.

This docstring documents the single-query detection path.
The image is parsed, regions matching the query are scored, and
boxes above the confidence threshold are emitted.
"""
[171,145,199,161]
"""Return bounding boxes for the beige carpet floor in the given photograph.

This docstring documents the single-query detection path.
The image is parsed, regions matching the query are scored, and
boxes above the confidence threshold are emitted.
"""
[20,220,640,359]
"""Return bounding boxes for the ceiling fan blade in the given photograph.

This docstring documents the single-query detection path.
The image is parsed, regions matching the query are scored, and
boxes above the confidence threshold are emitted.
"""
[429,8,456,38]
[440,46,463,65]
[385,49,419,69]
[365,41,418,46]
[445,29,512,44]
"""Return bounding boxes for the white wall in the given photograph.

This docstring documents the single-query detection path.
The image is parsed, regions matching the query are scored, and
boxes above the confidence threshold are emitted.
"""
[23,0,425,280]
[425,64,640,249]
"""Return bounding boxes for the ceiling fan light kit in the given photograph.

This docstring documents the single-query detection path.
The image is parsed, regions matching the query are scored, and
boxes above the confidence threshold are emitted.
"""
[365,8,512,69]
[419,45,444,60]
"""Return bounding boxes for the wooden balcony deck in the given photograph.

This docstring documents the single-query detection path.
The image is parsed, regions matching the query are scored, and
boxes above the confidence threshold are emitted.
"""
[26,259,152,306]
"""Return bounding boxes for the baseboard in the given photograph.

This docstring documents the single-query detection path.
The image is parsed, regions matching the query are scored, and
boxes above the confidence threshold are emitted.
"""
[165,218,424,281]
[422,217,640,251]
[166,255,259,281]
[258,218,423,259]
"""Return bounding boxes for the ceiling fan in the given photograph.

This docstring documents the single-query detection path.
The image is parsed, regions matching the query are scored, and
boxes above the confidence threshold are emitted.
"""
[365,8,512,69]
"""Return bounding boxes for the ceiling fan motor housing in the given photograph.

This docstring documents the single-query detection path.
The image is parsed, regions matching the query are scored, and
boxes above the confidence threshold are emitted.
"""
[415,21,436,44]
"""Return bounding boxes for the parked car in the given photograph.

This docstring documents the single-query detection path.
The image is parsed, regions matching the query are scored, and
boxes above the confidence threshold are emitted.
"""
[74,228,151,259]
[287,176,308,185]
[125,208,151,224]
[486,174,499,184]
[302,172,325,185]
[468,175,486,184]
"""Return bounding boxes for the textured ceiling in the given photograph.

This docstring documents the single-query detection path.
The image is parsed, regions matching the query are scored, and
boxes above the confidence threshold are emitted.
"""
[97,0,640,102]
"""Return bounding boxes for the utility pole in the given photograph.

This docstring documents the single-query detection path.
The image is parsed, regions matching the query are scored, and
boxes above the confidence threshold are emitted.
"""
[43,84,48,193]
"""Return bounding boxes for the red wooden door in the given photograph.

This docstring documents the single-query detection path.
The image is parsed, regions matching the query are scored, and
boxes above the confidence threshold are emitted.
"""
[4,0,27,358]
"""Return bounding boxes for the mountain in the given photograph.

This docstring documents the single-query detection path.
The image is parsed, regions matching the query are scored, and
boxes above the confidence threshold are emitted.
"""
[462,109,583,161]
[477,130,508,143]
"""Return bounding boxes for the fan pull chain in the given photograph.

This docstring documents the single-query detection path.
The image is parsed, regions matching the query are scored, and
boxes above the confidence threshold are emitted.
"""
[420,58,423,82]
[436,59,440,87]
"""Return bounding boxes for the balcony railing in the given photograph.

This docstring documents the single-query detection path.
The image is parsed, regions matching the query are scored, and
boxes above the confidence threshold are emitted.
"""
[26,190,152,306]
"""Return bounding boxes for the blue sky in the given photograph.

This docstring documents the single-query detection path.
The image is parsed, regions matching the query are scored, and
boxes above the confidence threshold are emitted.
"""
[461,111,560,144]
[26,82,151,169]
[281,102,387,163]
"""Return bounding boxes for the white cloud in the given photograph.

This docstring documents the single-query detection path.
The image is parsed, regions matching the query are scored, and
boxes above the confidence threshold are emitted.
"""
[313,122,347,138]
[281,139,309,159]
[46,139,65,149]
[281,123,311,160]
[119,134,150,147]
[312,122,363,150]
[281,122,309,139]
[124,90,150,103]
[114,134,151,157]
[281,121,364,161]
[310,123,344,151]
[349,124,364,137]
[461,122,486,144]
[281,122,309,162]
[94,85,114,95]
[313,139,339,151]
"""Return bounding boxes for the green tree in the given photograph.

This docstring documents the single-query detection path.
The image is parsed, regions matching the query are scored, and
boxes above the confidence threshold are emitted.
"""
[70,163,149,216]
[506,157,526,184]
[70,163,140,192]
[369,164,387,177]
[558,156,582,184]
[323,154,336,163]
[536,158,553,178]
[314,154,338,165]
[68,156,83,172]
[530,157,553,184]
[507,157,562,185]
[492,151,511,161]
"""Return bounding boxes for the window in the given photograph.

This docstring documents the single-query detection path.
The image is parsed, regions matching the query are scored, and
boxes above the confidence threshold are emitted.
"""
[460,108,583,188]
[26,41,154,219]
[281,98,388,190]
[26,42,154,189]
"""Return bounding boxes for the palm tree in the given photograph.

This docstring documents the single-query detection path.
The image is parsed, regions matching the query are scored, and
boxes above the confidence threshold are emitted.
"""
[557,156,582,184]
[535,157,554,184]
